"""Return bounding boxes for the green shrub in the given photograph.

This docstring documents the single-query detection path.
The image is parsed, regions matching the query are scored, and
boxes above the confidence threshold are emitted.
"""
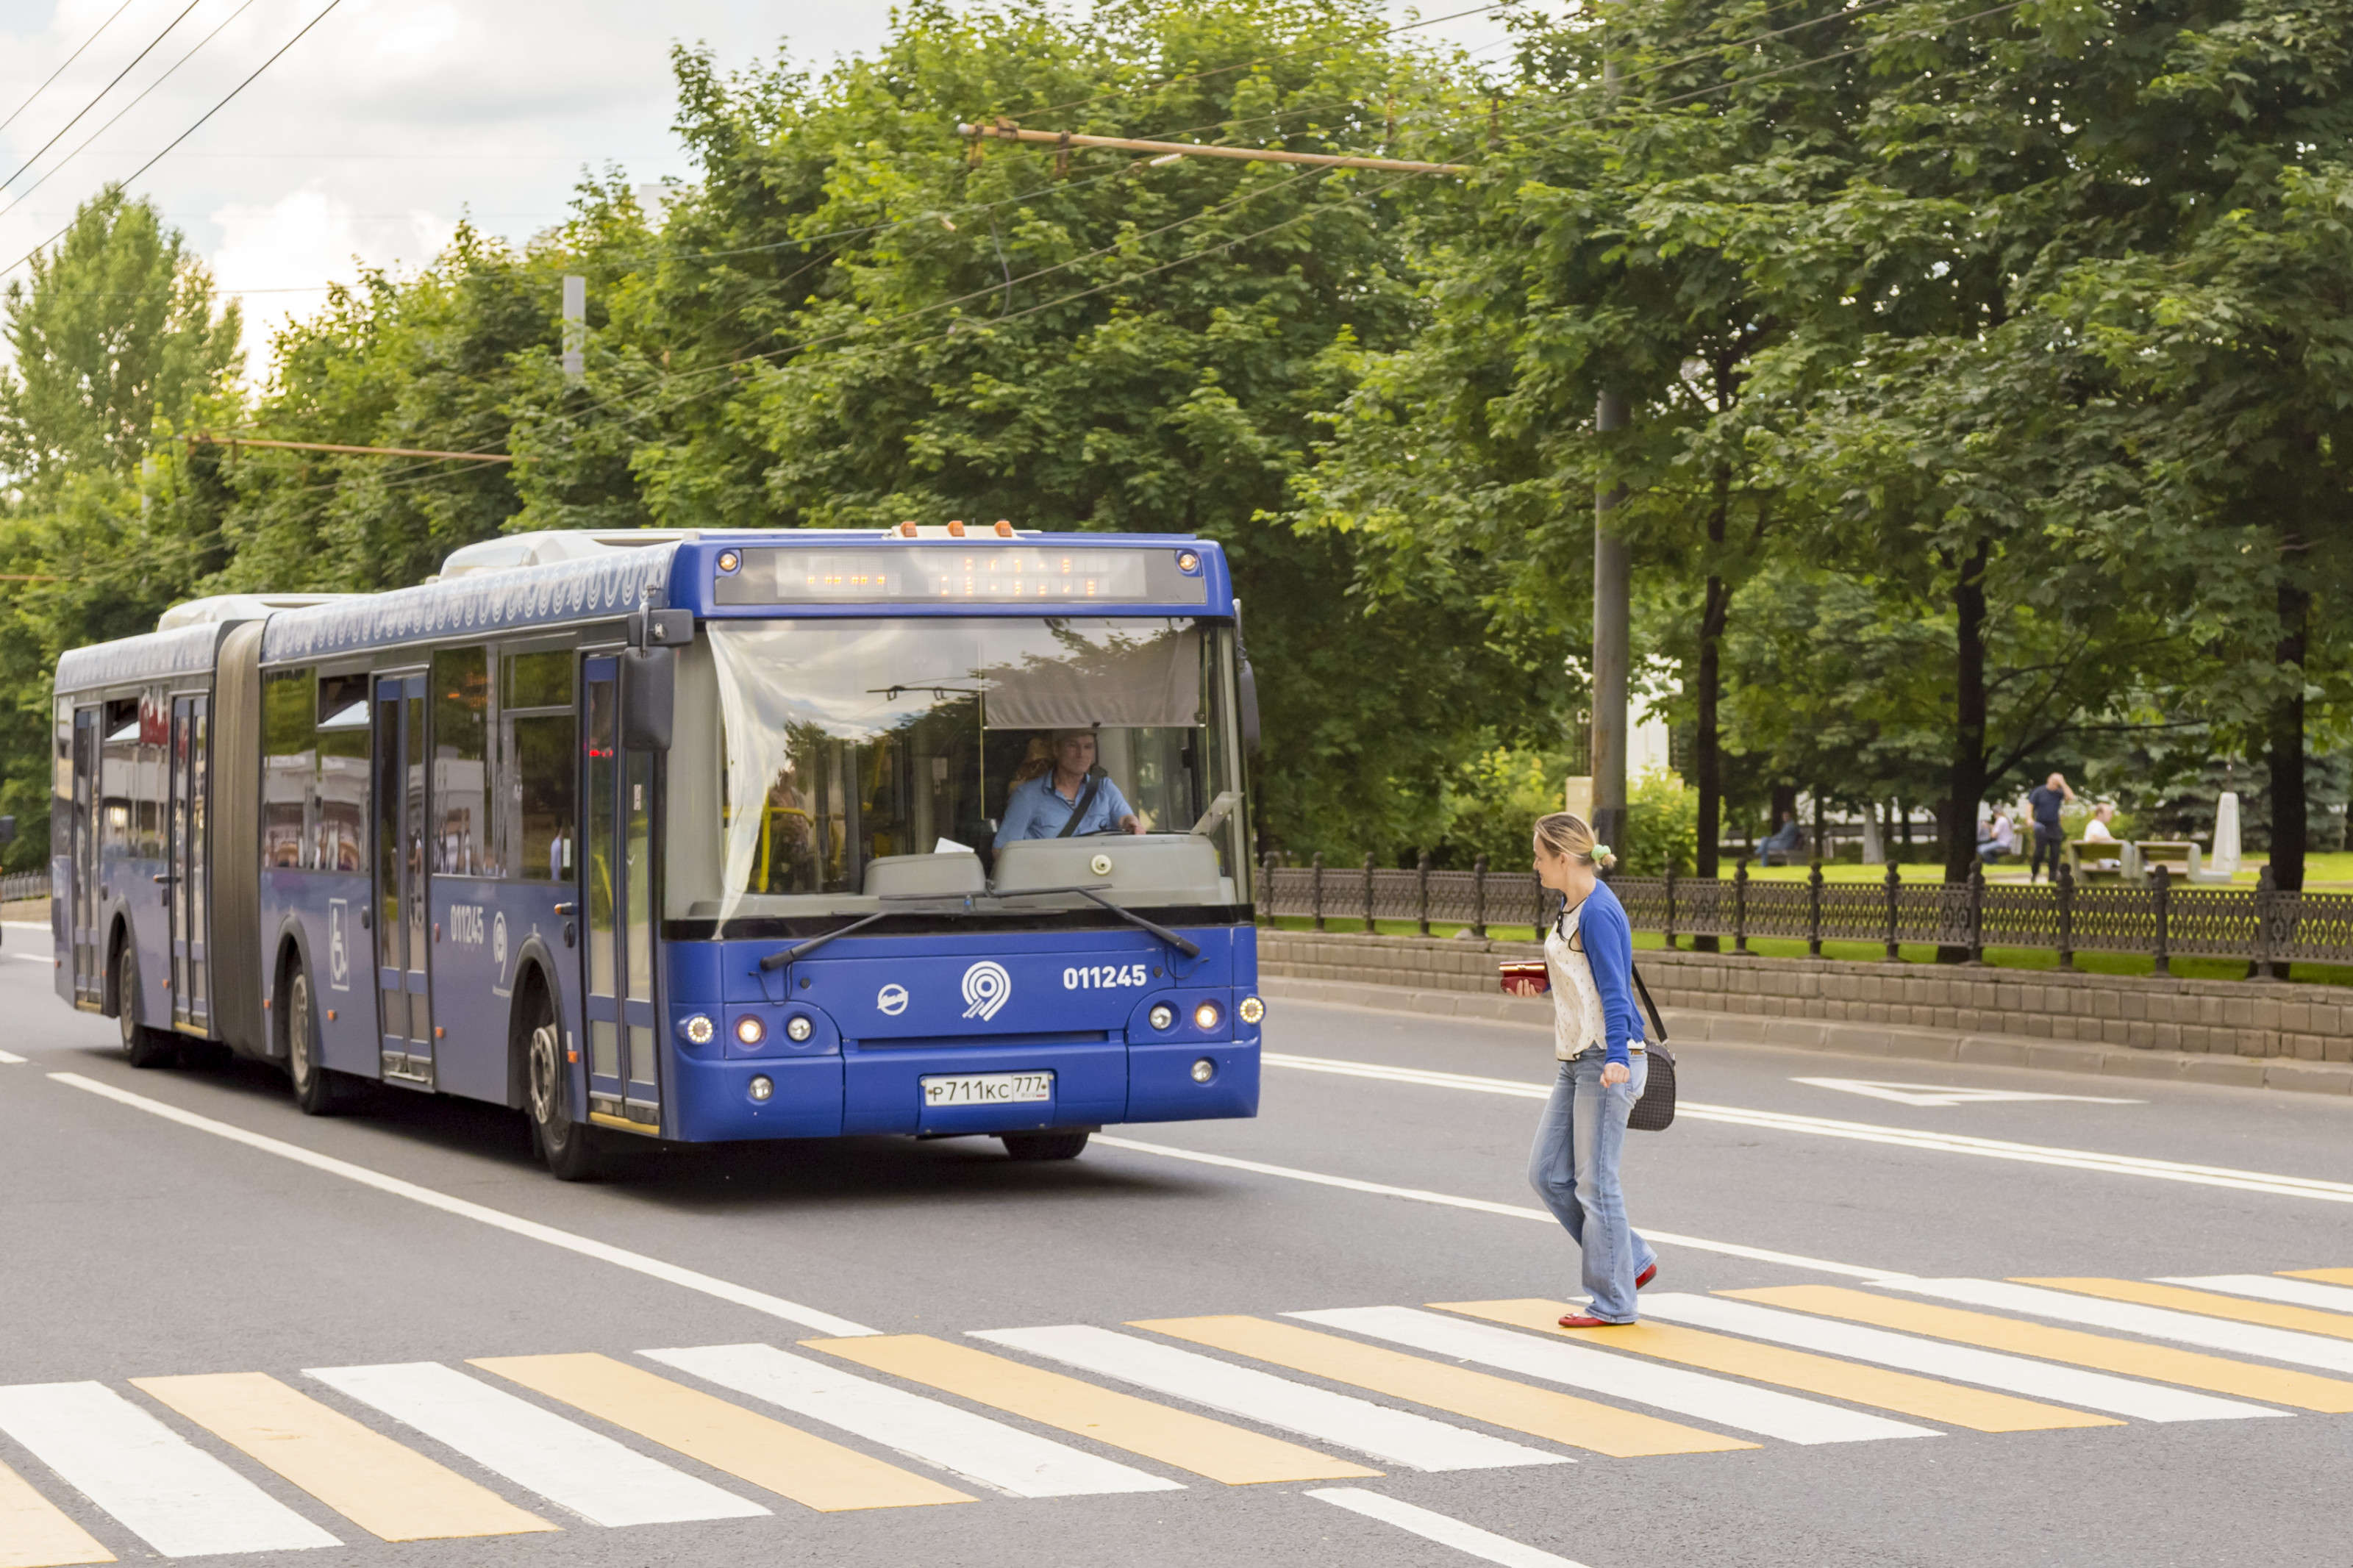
[1621,768,1698,876]
[1436,746,1569,872]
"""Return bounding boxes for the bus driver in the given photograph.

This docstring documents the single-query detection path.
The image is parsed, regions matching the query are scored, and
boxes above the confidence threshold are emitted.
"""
[995,728,1144,845]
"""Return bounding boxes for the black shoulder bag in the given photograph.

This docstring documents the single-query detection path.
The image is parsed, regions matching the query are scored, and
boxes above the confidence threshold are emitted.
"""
[1627,965,1678,1132]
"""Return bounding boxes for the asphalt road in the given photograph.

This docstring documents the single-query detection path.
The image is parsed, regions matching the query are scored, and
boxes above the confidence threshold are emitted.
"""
[4,934,2351,1568]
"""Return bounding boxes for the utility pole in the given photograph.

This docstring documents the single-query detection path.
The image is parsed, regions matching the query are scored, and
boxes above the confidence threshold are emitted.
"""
[1592,388,1629,851]
[1590,53,1630,852]
[561,275,585,384]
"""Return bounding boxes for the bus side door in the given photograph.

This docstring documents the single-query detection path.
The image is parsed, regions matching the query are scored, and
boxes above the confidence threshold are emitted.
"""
[168,695,210,1032]
[373,674,433,1085]
[580,658,661,1134]
[71,707,100,1007]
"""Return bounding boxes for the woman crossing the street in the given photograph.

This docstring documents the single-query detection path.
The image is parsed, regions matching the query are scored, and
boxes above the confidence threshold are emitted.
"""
[1526,812,1657,1326]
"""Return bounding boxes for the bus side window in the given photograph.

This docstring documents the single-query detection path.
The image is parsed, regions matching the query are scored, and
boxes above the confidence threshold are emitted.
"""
[315,674,371,873]
[432,647,490,876]
[501,649,574,882]
[263,669,315,868]
[101,699,137,857]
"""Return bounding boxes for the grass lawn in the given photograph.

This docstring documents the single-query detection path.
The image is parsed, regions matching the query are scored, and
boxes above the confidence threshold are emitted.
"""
[1263,914,2353,987]
[1730,853,2353,888]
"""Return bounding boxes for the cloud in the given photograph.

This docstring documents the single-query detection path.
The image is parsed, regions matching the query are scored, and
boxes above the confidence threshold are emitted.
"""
[207,185,457,372]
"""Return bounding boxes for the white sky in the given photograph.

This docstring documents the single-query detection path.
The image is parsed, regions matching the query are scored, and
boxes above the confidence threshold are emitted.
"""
[0,0,1521,376]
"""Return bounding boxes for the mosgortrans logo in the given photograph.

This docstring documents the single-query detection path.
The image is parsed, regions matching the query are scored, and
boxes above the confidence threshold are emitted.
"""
[960,960,1013,1020]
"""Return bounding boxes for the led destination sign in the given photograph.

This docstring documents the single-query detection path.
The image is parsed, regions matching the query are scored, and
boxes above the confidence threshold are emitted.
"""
[714,545,1210,606]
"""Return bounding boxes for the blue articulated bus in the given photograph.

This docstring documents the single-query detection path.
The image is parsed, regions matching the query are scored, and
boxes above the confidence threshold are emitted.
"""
[49,527,1264,1178]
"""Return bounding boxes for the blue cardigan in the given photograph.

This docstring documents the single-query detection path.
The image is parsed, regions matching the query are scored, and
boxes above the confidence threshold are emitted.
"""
[1565,879,1643,1067]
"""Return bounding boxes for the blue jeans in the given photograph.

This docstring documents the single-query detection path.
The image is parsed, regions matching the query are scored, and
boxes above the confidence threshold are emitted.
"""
[1527,1053,1654,1322]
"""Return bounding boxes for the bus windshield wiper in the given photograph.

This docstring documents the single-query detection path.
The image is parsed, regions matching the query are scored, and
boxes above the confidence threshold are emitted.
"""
[759,910,892,969]
[995,884,1202,959]
[760,886,1203,967]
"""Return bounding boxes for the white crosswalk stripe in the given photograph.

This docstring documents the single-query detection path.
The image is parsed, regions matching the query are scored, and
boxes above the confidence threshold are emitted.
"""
[0,1381,340,1558]
[307,1361,768,1527]
[1287,1306,1933,1446]
[2160,1275,2353,1314]
[643,1342,1184,1498]
[1638,1294,2281,1423]
[973,1325,1571,1471]
[1885,1280,2353,1374]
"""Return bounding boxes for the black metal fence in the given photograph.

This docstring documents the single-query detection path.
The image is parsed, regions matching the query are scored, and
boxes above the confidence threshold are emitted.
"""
[0,872,46,904]
[1257,854,2353,973]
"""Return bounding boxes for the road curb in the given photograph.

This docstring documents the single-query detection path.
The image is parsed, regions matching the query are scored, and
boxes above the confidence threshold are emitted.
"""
[1257,975,2353,1096]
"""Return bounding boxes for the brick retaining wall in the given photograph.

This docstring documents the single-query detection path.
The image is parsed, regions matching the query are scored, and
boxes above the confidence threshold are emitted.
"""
[1260,929,2351,1063]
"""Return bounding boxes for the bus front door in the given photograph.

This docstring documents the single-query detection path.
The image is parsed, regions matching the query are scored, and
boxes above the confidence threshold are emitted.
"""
[168,695,210,1032]
[581,659,660,1134]
[373,674,433,1085]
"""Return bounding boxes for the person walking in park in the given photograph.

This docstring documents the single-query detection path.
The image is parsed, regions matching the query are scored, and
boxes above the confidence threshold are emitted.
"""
[1527,812,1656,1327]
[2027,773,2076,883]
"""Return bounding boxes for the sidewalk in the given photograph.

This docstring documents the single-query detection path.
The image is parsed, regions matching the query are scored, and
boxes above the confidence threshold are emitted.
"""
[1260,975,2353,1097]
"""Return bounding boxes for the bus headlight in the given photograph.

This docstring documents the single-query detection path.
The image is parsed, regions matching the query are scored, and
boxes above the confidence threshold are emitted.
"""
[1193,1000,1221,1032]
[681,1014,715,1045]
[1190,1057,1216,1083]
[749,1075,774,1101]
[785,1014,813,1043]
[1149,1003,1175,1031]
[1238,996,1264,1025]
[735,1015,766,1047]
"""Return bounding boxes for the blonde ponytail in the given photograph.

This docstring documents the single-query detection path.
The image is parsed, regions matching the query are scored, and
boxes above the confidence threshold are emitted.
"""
[1535,812,1616,870]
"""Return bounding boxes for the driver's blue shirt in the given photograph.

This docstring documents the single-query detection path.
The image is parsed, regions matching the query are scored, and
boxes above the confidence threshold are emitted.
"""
[996,772,1135,846]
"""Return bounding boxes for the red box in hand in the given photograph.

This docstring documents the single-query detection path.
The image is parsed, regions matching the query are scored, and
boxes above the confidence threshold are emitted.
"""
[1499,961,1549,998]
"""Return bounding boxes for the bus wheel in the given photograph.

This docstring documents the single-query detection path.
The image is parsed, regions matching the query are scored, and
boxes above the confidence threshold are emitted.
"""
[1000,1130,1090,1161]
[117,943,174,1070]
[526,992,601,1181]
[286,967,340,1116]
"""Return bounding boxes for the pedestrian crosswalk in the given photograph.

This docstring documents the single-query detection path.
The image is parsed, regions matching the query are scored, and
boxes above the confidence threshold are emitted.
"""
[3,1260,2350,1563]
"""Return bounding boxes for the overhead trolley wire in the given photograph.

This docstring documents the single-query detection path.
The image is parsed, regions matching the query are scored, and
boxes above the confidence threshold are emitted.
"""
[0,0,140,137]
[0,0,263,225]
[1,0,346,283]
[0,0,207,195]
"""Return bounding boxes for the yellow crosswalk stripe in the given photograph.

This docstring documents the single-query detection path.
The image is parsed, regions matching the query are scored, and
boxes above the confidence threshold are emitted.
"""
[1435,1301,2120,1433]
[1132,1315,1754,1458]
[2018,1278,2353,1340]
[471,1355,970,1512]
[131,1372,554,1542]
[0,1458,113,1568]
[1724,1286,2353,1413]
[802,1335,1377,1484]
[2285,1269,2353,1286]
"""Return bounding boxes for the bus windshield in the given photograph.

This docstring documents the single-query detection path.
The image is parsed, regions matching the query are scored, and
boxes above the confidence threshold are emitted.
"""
[693,617,1248,920]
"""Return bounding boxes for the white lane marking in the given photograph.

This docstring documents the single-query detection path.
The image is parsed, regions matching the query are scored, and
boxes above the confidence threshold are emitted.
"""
[974,1325,1566,1472]
[1264,1052,2353,1205]
[0,1381,340,1557]
[1885,1280,2353,1375]
[1638,1294,2279,1423]
[1093,1135,1910,1281]
[307,1362,766,1527]
[1792,1077,2141,1108]
[0,1049,25,1063]
[1288,1307,1932,1446]
[49,1072,874,1336]
[643,1343,1182,1499]
[1309,1487,1593,1568]
[2160,1275,2353,1314]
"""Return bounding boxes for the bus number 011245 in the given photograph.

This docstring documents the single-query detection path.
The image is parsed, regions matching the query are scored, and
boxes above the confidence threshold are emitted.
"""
[1064,963,1148,989]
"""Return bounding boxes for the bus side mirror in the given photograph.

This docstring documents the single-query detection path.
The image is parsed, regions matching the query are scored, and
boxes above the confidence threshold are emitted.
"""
[0,817,15,844]
[621,647,674,751]
[1238,661,1261,756]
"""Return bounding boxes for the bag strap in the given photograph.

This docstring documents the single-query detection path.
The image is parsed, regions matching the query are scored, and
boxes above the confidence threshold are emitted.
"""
[1055,767,1107,838]
[1629,963,1668,1045]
